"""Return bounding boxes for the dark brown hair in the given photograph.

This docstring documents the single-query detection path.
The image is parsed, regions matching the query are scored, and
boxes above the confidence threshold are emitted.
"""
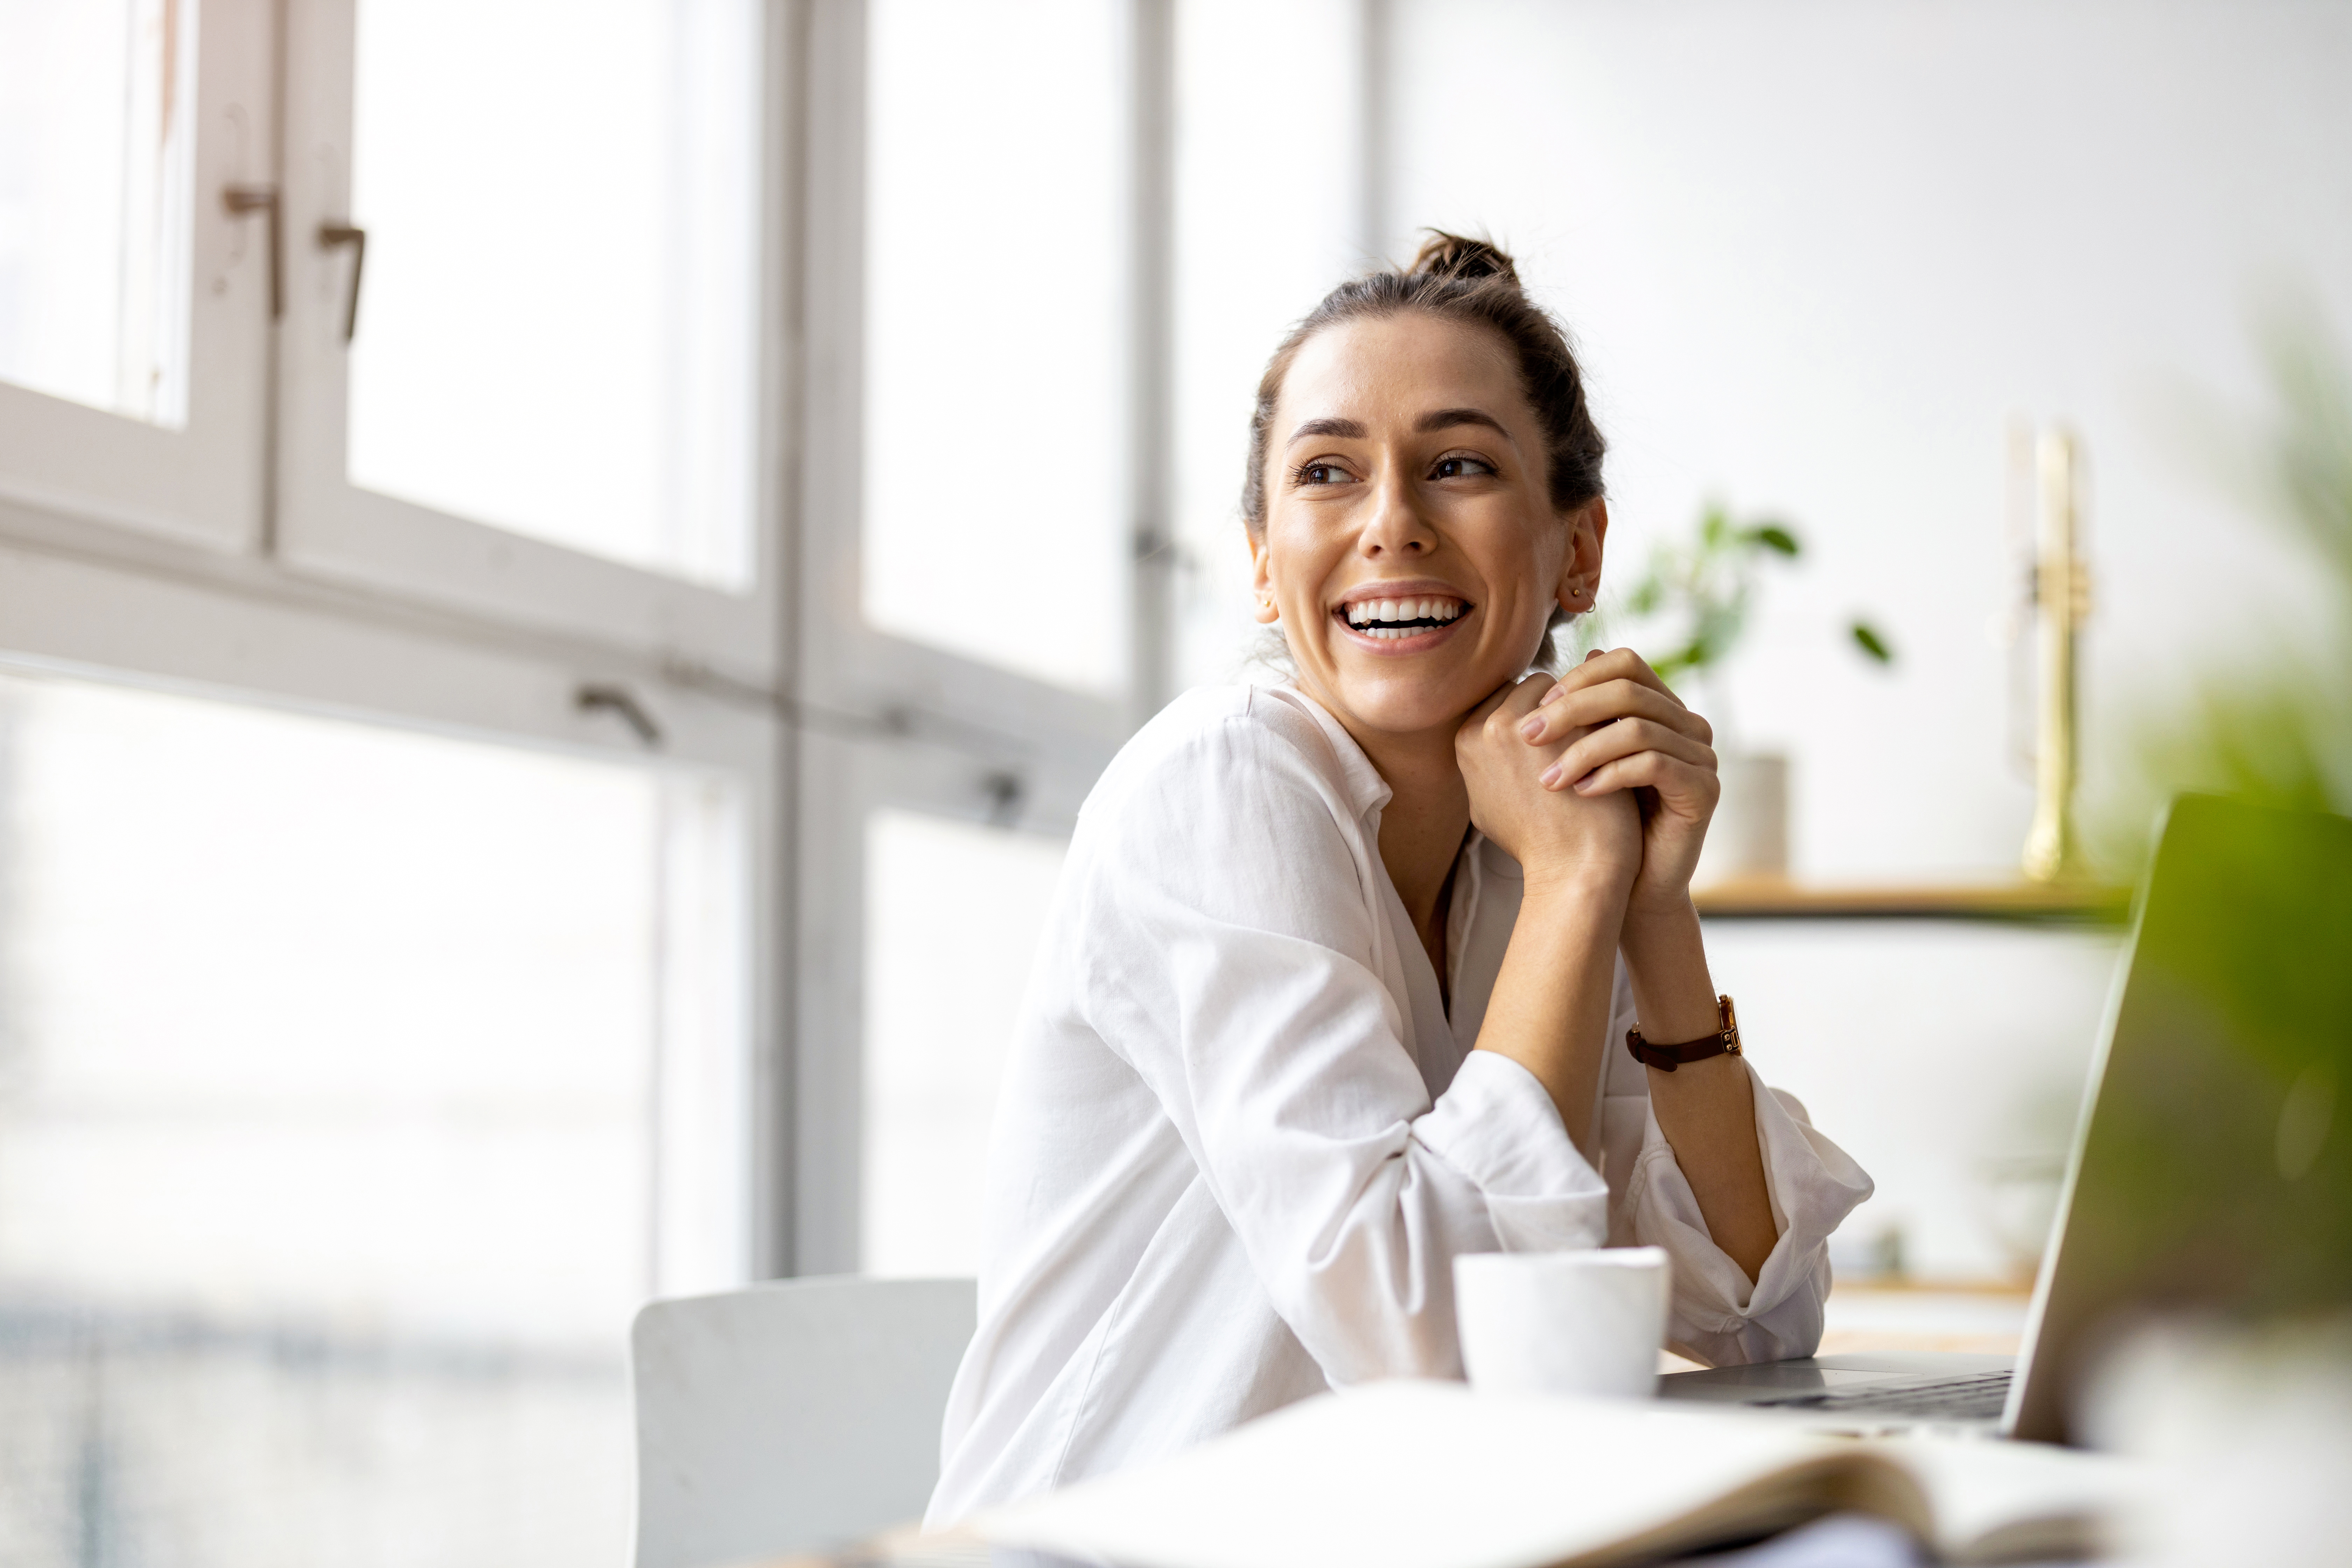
[1240,231,1607,536]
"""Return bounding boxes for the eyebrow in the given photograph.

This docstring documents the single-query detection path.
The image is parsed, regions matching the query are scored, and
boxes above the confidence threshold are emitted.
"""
[1415,407,1511,438]
[1283,409,1514,446]
[1286,417,1366,445]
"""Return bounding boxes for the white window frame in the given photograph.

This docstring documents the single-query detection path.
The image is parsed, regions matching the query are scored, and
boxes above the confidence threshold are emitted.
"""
[785,0,1174,1274]
[271,0,786,674]
[0,0,273,554]
[0,0,803,1282]
[0,0,1192,1284]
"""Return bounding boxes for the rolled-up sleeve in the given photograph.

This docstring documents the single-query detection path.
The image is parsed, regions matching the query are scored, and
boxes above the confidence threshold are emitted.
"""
[1622,1069,1874,1366]
[1081,712,1610,1386]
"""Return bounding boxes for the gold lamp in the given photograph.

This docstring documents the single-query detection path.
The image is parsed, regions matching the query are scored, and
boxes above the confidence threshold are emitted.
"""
[2022,428,2092,882]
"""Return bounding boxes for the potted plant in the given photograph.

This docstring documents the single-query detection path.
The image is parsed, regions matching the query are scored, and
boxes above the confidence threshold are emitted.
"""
[1588,503,1893,887]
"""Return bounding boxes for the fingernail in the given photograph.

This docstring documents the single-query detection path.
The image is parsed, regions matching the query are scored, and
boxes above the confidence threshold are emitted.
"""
[1541,685,1563,705]
[1520,715,1545,740]
[1539,763,1562,787]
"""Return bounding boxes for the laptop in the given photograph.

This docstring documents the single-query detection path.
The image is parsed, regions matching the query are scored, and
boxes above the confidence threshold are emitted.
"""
[1658,794,2352,1440]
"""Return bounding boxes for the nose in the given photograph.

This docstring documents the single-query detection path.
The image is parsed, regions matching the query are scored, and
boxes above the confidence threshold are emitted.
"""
[1357,460,1437,558]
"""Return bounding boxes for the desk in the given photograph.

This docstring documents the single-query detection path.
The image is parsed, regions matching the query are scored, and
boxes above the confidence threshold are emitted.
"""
[771,1292,2049,1568]
[1815,1282,2031,1357]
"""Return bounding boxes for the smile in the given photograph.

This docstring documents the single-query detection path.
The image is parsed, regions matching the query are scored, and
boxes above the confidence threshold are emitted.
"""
[1334,594,1472,644]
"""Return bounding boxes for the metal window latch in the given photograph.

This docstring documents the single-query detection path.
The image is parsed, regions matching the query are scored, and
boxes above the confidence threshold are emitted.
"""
[222,183,282,318]
[981,770,1025,828]
[317,220,368,343]
[576,684,664,749]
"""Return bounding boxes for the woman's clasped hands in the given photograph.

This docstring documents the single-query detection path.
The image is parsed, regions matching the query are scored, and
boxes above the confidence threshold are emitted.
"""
[1455,648,1721,911]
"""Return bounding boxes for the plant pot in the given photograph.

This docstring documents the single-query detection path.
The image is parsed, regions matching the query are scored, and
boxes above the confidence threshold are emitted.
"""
[1694,751,1789,888]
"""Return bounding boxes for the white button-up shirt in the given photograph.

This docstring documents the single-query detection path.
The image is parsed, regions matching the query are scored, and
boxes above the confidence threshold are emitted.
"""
[927,684,1873,1525]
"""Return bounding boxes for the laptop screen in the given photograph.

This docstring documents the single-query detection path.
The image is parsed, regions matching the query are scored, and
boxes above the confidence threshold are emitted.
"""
[2009,794,2352,1443]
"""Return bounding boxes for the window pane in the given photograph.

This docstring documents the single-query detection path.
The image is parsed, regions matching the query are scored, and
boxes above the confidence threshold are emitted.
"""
[0,0,196,426]
[346,0,760,589]
[0,672,749,1567]
[1172,0,1364,691]
[863,0,1130,696]
[863,809,1067,1276]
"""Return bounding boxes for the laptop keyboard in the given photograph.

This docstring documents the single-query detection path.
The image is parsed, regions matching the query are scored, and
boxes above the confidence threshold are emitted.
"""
[1753,1370,2012,1421]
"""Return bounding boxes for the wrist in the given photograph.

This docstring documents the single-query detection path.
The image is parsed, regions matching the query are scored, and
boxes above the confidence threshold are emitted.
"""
[1617,897,1720,1043]
[1519,860,1636,912]
[1622,883,1699,925]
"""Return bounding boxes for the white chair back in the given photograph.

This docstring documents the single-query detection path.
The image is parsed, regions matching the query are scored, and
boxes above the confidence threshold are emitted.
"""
[630,1275,976,1568]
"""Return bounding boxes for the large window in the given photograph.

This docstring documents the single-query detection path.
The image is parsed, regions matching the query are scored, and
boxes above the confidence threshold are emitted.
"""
[0,0,781,1559]
[792,0,1156,1274]
[345,0,762,587]
[0,671,748,1564]
[0,0,196,427]
[3,0,1299,1551]
[275,0,778,655]
[0,0,267,550]
[862,810,1067,1276]
[861,0,1129,695]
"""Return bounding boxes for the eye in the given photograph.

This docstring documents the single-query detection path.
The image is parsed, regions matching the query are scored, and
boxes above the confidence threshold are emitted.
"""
[1293,460,1356,487]
[1432,454,1498,480]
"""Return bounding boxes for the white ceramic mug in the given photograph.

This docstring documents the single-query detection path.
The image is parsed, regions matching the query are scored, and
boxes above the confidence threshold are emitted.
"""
[1453,1247,1671,1400]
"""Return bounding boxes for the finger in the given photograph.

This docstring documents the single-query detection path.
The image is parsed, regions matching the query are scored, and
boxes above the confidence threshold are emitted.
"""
[1561,749,1723,811]
[1460,673,1552,754]
[1540,647,1686,712]
[1462,680,1519,728]
[1483,672,1554,733]
[1521,678,1713,748]
[1541,718,1716,790]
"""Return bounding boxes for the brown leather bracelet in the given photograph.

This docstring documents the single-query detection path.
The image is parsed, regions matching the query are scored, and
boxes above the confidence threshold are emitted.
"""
[1625,994,1742,1072]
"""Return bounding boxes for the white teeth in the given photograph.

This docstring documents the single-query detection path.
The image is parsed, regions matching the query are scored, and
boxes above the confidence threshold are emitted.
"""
[1344,595,1468,630]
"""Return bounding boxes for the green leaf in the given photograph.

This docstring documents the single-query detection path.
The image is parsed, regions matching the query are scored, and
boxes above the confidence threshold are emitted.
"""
[1753,523,1801,557]
[1850,620,1895,664]
[1653,639,1709,682]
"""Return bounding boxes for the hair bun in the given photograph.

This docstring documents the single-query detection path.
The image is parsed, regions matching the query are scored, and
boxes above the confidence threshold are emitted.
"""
[1406,230,1520,285]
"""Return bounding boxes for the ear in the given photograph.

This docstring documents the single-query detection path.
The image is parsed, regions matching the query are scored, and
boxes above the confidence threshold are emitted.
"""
[1248,532,1280,624]
[1554,497,1609,616]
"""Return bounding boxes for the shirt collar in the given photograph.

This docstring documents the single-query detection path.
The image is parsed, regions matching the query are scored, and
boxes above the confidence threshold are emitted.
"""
[1265,682,1394,822]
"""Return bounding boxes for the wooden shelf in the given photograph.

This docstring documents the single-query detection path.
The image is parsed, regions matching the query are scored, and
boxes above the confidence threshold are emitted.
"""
[1692,877,2130,923]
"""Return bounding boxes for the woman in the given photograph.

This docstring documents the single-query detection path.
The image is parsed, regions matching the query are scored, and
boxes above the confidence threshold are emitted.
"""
[926,235,1871,1524]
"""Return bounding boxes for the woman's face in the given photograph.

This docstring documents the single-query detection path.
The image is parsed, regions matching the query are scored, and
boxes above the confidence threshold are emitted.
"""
[1252,310,1606,742]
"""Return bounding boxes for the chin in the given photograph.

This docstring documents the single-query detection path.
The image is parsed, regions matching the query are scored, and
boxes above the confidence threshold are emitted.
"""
[1323,664,1494,737]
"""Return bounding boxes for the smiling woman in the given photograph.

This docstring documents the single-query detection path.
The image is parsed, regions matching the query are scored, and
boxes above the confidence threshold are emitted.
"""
[924,236,1874,1526]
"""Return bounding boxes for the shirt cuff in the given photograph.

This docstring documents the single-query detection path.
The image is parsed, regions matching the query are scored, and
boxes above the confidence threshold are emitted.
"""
[1628,1063,1874,1321]
[1416,1050,1611,1253]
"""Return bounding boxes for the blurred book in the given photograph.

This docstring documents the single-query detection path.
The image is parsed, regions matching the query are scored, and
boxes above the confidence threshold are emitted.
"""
[975,1380,2129,1568]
